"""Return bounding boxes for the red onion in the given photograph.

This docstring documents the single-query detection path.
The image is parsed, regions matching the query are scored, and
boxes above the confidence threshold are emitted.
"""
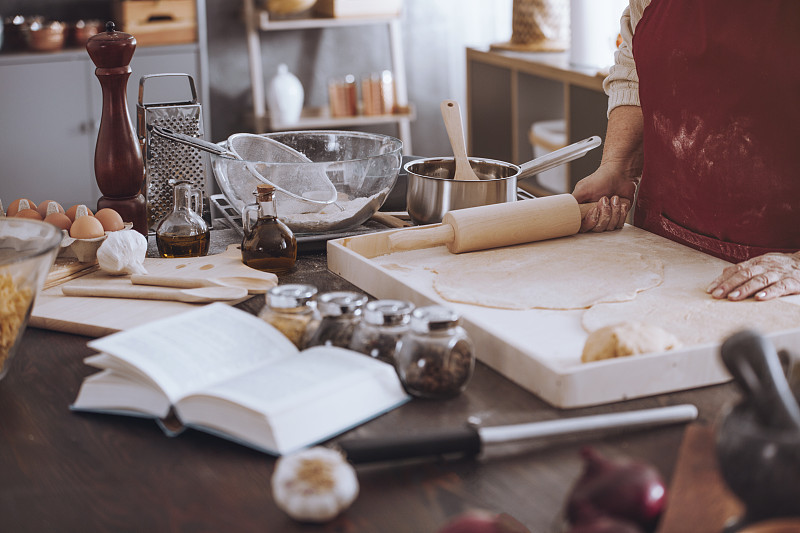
[565,447,667,532]
[437,510,531,533]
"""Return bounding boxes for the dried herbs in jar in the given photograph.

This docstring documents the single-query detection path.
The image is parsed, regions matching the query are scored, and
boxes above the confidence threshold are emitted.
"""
[349,299,415,363]
[305,291,368,349]
[394,305,475,399]
[258,284,320,349]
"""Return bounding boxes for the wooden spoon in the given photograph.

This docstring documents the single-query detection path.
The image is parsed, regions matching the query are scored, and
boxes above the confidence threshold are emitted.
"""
[129,274,277,294]
[61,284,249,303]
[441,99,480,181]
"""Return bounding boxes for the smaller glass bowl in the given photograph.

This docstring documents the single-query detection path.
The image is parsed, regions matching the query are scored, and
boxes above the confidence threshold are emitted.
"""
[0,218,62,381]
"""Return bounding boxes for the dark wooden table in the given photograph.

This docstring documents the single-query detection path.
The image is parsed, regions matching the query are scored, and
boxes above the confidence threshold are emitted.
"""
[0,229,741,533]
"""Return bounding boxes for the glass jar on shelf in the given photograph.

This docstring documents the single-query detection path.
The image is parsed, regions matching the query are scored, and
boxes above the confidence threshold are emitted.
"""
[258,284,320,349]
[306,291,368,349]
[349,299,415,363]
[394,305,475,400]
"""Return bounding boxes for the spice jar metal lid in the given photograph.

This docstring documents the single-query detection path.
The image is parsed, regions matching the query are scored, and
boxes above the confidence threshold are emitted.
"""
[410,305,460,333]
[317,291,368,317]
[267,283,317,309]
[363,299,415,326]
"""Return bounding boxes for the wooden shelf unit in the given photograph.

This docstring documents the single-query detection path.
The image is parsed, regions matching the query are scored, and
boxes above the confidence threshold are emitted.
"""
[466,47,608,195]
[242,1,413,152]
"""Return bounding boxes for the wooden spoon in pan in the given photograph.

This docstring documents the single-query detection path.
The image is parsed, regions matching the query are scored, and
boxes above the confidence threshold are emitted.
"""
[441,99,480,181]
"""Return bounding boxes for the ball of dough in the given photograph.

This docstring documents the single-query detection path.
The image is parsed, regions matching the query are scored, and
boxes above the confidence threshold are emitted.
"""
[582,322,682,363]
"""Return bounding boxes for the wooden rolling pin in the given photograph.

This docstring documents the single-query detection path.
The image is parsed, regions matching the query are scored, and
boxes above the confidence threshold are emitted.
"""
[388,194,595,254]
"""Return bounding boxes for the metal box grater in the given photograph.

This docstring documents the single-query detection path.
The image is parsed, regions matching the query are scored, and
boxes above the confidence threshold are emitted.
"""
[137,73,207,232]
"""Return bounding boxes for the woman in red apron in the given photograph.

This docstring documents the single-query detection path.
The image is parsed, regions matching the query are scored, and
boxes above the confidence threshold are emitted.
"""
[573,0,800,301]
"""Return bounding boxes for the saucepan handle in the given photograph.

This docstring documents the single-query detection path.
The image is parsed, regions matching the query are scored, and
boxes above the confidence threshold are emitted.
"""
[517,136,602,181]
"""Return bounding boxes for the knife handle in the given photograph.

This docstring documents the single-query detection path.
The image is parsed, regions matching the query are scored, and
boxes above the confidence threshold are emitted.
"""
[337,426,481,464]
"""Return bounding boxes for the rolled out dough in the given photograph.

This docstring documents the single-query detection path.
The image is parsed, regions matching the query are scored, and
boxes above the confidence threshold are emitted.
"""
[430,236,664,310]
[582,287,800,347]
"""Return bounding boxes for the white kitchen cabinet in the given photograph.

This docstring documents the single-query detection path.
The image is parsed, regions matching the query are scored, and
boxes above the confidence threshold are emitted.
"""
[0,0,210,211]
[0,53,98,209]
[242,0,414,153]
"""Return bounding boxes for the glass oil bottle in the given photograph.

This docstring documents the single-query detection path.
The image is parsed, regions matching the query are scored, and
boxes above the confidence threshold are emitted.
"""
[156,180,210,258]
[241,183,297,273]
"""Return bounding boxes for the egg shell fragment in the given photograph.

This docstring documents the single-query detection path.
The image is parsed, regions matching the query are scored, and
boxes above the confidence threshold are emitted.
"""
[7,198,37,217]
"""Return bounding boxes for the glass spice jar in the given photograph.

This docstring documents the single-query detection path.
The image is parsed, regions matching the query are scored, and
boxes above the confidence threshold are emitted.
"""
[258,284,320,349]
[305,291,368,349]
[349,299,415,363]
[394,306,475,400]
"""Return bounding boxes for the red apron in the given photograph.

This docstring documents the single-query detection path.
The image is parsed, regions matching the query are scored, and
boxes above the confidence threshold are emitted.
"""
[632,0,800,263]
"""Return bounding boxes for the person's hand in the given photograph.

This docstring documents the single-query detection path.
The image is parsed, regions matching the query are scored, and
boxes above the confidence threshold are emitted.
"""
[706,252,800,301]
[572,165,637,233]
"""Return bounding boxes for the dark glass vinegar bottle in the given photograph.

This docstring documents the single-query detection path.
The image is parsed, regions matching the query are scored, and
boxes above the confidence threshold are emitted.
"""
[241,184,297,273]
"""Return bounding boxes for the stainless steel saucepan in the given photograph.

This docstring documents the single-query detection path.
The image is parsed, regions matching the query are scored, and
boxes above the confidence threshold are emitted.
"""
[405,136,601,225]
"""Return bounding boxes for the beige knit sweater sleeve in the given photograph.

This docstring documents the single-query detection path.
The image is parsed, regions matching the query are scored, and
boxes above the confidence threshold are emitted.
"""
[603,0,651,115]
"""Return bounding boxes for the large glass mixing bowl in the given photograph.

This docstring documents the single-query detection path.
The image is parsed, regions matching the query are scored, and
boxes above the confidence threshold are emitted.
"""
[0,218,62,381]
[212,130,403,234]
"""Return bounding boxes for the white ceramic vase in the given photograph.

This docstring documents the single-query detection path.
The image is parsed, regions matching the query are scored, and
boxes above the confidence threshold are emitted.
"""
[266,63,304,126]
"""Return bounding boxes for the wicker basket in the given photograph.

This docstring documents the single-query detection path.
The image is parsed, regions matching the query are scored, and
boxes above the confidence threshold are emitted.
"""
[494,0,569,52]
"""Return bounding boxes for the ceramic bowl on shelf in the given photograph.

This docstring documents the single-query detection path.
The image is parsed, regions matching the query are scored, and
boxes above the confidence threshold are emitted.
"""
[69,19,103,47]
[25,19,66,52]
[263,0,317,16]
[0,218,62,381]
[212,130,403,234]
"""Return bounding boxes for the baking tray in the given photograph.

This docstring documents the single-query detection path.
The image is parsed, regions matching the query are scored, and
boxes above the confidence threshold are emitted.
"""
[327,225,800,408]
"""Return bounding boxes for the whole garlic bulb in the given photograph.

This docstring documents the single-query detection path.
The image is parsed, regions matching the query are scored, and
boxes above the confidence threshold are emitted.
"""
[271,447,359,523]
[96,230,148,275]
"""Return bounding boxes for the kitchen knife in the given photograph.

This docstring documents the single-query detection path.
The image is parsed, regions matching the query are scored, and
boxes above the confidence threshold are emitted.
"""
[337,404,698,464]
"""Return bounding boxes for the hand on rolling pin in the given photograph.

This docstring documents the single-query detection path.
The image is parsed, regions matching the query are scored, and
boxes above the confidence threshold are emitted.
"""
[572,164,636,233]
[706,252,800,301]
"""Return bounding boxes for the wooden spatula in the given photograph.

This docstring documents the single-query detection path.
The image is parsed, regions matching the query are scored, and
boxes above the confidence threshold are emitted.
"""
[61,284,248,303]
[441,99,480,181]
[129,274,276,294]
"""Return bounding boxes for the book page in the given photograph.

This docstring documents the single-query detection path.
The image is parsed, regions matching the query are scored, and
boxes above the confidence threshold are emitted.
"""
[176,346,409,454]
[86,303,298,403]
[72,369,172,418]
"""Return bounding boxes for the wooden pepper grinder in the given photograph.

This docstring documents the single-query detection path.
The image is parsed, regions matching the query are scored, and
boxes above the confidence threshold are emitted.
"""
[86,21,147,236]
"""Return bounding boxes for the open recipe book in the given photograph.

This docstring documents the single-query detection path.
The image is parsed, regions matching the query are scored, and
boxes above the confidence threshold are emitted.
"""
[72,303,410,455]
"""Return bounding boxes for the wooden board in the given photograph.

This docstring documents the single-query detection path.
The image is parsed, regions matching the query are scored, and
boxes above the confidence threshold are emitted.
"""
[656,424,744,533]
[30,245,276,338]
[327,225,800,408]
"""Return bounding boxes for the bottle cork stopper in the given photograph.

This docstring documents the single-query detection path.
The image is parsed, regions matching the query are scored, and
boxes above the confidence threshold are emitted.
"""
[256,184,275,195]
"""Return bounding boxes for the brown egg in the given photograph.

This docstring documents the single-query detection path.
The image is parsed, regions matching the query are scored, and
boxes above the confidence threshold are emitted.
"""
[15,208,44,221]
[36,200,65,218]
[44,212,73,231]
[66,204,93,222]
[94,208,124,231]
[69,214,105,239]
[7,198,37,217]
